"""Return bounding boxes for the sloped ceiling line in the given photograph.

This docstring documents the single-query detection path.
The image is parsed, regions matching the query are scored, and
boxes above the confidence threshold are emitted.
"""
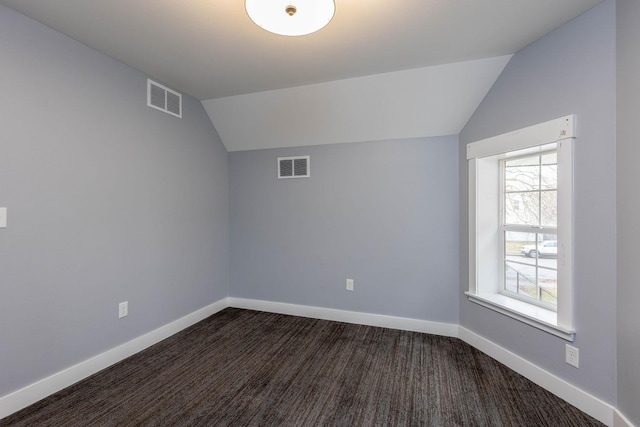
[203,56,513,152]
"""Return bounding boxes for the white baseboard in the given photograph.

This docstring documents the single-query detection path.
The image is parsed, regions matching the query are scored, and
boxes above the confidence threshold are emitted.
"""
[2,297,629,427]
[0,298,228,420]
[614,409,636,427]
[458,326,615,426]
[227,297,459,337]
[232,298,623,425]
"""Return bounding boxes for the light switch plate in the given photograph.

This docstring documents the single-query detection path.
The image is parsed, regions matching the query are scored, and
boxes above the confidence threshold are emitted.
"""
[0,208,7,228]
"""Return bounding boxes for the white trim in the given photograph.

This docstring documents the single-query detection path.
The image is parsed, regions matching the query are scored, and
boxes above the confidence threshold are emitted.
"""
[467,116,575,339]
[1,298,622,427]
[465,292,575,341]
[466,115,575,159]
[614,409,636,427]
[556,138,574,330]
[458,326,614,426]
[468,157,478,294]
[0,298,228,420]
[227,297,458,337]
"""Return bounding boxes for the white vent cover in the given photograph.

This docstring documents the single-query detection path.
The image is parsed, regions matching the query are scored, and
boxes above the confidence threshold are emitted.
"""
[278,156,310,179]
[147,79,182,118]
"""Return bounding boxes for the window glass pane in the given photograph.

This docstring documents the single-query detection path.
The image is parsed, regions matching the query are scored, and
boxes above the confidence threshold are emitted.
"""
[505,192,539,225]
[505,232,538,297]
[503,231,557,306]
[500,150,559,308]
[505,164,539,192]
[537,234,558,263]
[539,266,557,304]
[504,262,518,293]
[541,190,557,227]
[541,152,557,190]
[505,231,536,256]
[505,261,538,298]
[505,261,537,296]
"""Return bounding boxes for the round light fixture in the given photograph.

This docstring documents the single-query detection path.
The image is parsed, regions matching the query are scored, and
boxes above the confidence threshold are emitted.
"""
[245,0,335,37]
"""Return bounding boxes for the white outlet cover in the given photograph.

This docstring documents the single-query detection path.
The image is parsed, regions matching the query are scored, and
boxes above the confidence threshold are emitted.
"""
[346,279,354,291]
[0,208,7,228]
[119,301,128,318]
[565,344,579,368]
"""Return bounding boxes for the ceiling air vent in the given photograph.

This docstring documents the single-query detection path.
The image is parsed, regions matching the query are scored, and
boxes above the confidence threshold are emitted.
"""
[147,79,182,118]
[278,156,310,179]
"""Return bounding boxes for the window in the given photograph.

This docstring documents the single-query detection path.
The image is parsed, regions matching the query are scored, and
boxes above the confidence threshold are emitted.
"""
[502,151,557,310]
[466,116,575,341]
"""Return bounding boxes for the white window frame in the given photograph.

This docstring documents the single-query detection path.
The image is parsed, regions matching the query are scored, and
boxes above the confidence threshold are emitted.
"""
[466,115,575,341]
[499,149,558,311]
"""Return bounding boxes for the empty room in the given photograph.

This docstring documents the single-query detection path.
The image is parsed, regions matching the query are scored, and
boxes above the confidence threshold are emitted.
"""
[0,0,638,425]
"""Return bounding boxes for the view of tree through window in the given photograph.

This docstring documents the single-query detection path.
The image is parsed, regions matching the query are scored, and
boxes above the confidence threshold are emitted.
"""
[502,151,558,308]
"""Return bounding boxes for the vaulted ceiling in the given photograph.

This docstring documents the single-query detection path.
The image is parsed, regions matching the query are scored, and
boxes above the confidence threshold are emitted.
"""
[1,0,601,150]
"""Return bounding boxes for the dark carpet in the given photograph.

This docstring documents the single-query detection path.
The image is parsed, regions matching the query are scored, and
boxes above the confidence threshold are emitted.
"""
[1,308,603,426]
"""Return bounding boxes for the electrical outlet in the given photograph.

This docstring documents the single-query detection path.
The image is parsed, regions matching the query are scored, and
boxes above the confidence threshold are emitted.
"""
[346,279,354,291]
[118,301,128,319]
[565,344,579,368]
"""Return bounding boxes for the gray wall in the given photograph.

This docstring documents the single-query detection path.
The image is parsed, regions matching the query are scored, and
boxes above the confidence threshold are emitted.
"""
[616,0,640,424]
[459,1,617,403]
[0,5,229,396]
[230,137,459,322]
[3,0,631,418]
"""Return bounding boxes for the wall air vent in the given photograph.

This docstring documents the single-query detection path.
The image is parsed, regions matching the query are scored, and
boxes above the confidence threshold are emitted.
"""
[278,156,310,179]
[147,79,182,118]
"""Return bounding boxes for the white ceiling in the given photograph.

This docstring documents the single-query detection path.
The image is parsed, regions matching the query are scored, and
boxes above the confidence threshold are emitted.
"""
[0,0,600,101]
[1,0,601,150]
[203,56,512,151]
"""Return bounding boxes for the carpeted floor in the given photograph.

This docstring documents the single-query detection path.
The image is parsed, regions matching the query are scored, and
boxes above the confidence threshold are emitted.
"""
[1,308,603,426]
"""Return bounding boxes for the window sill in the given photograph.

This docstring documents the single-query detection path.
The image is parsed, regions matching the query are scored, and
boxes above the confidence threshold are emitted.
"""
[465,292,575,341]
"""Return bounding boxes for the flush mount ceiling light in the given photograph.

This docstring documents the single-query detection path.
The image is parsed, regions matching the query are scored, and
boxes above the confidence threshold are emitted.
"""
[245,0,335,36]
